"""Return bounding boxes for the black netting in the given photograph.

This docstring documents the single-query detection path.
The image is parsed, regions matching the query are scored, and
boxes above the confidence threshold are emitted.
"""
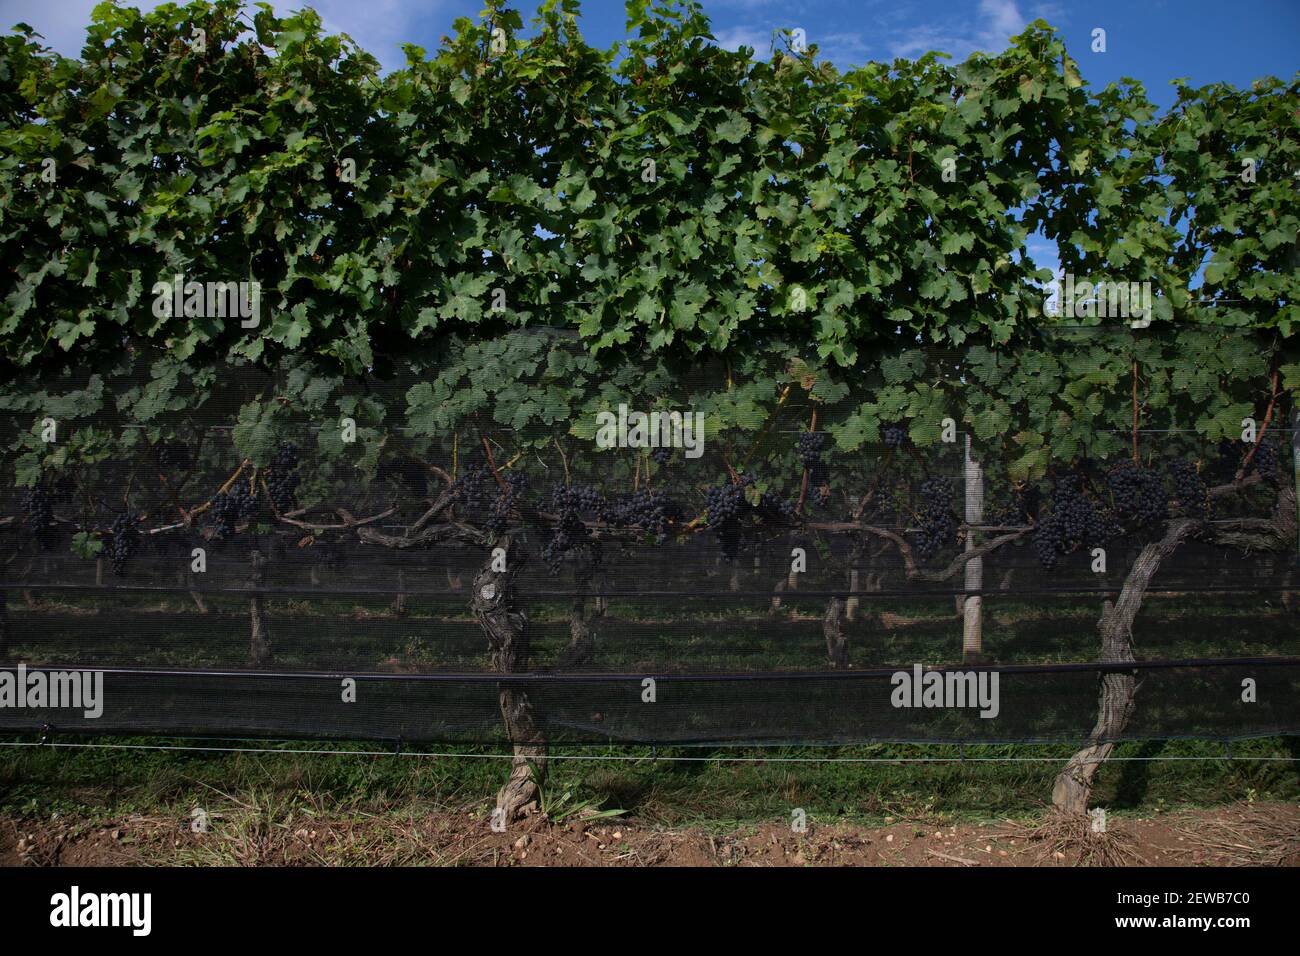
[1,338,1298,747]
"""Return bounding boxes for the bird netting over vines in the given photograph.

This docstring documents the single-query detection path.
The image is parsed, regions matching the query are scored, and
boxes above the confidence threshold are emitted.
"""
[0,333,1297,747]
[0,1,1298,815]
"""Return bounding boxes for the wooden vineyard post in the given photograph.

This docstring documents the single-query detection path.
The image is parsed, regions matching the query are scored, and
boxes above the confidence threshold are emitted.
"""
[248,548,272,665]
[1293,408,1300,566]
[962,433,984,664]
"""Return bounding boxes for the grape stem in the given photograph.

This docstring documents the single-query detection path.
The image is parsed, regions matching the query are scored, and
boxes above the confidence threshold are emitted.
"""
[479,434,508,490]
[1235,369,1283,481]
[796,407,818,515]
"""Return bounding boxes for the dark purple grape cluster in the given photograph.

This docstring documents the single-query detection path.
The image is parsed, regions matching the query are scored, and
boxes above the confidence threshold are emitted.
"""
[601,489,682,539]
[484,472,529,535]
[703,480,746,527]
[208,483,258,539]
[650,447,672,466]
[1105,460,1166,530]
[265,443,301,514]
[549,484,602,516]
[758,490,797,522]
[881,422,908,449]
[108,512,140,575]
[703,477,754,560]
[914,477,958,560]
[1032,476,1110,569]
[796,431,827,467]
[451,464,490,510]
[542,484,602,574]
[1252,438,1281,482]
[1168,458,1211,519]
[21,486,53,534]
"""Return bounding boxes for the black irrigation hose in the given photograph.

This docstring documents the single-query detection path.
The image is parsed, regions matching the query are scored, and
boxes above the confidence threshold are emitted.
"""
[4,656,1298,682]
[2,581,1298,598]
[4,730,1299,756]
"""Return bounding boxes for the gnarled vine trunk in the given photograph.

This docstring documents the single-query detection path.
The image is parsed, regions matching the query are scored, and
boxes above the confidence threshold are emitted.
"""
[556,594,598,671]
[1052,519,1196,814]
[471,537,545,822]
[769,574,786,616]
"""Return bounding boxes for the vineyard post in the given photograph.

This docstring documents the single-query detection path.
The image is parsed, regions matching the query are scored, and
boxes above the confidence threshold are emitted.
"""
[248,548,272,666]
[845,541,861,622]
[1293,408,1300,567]
[962,433,984,664]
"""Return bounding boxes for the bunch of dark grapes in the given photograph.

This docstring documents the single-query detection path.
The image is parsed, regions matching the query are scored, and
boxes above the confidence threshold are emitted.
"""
[21,486,54,535]
[703,477,752,560]
[549,484,602,516]
[796,431,827,467]
[758,490,797,523]
[796,432,833,505]
[265,443,301,515]
[1105,460,1166,530]
[1251,438,1281,482]
[155,441,190,476]
[207,483,257,539]
[602,489,682,539]
[451,464,490,511]
[1168,458,1211,519]
[881,422,908,449]
[914,477,959,560]
[1032,476,1110,569]
[650,447,672,466]
[542,485,602,573]
[703,480,746,527]
[485,472,529,535]
[108,512,140,575]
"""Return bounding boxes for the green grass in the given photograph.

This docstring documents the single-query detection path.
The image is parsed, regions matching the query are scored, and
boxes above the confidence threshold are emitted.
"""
[2,736,1296,830]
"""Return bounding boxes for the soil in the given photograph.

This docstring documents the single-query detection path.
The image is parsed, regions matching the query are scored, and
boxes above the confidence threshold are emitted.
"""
[1,801,1295,867]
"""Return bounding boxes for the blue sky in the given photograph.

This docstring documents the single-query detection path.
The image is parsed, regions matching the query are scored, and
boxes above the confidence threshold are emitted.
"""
[6,0,1297,110]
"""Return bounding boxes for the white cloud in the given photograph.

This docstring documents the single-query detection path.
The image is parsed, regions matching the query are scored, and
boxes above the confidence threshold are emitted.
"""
[713,25,773,54]
[307,0,447,70]
[979,0,1025,41]
[815,31,870,66]
[888,0,1029,60]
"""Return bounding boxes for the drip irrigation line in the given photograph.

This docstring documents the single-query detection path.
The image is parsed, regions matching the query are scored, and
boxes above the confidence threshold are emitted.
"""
[2,581,1296,599]
[4,656,1298,682]
[0,737,1295,763]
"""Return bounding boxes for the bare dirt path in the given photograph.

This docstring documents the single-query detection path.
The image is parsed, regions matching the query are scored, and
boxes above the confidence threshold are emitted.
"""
[2,801,1295,867]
